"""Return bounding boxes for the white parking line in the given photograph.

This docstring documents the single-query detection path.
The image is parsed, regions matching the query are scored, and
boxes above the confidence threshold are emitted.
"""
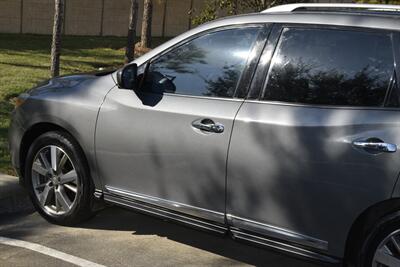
[0,236,107,267]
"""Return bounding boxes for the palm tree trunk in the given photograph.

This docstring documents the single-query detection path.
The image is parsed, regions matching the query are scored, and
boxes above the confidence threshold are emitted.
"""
[140,0,153,49]
[50,0,65,78]
[125,0,139,63]
[233,0,238,15]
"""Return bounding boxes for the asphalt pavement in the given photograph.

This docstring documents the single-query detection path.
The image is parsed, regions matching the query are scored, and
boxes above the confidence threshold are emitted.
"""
[0,174,323,267]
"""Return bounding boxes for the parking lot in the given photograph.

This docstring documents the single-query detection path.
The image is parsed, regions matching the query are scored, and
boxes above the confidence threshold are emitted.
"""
[0,205,325,267]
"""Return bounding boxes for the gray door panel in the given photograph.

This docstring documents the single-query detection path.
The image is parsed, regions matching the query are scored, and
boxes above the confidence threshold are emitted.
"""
[95,26,266,222]
[227,102,400,256]
[227,25,400,257]
[96,89,242,216]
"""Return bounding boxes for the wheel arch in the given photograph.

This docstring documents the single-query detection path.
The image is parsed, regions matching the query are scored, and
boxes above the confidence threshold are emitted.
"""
[19,122,94,188]
[344,198,400,266]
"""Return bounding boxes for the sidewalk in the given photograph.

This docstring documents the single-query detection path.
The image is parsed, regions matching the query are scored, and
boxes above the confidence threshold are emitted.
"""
[0,173,33,214]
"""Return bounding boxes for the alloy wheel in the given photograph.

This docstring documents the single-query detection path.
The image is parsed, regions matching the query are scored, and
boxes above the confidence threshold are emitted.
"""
[372,229,400,267]
[31,145,79,215]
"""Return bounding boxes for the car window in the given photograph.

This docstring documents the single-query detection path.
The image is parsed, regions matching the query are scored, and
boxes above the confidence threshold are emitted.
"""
[143,27,261,98]
[262,27,395,107]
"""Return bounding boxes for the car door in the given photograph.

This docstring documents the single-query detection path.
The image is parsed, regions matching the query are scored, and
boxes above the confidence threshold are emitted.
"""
[227,25,400,257]
[95,25,267,223]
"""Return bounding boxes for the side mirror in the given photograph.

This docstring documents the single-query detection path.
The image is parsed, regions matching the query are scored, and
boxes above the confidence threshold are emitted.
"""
[117,64,138,89]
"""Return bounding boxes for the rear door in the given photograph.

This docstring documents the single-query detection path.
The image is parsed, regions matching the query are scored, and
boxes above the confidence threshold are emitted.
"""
[227,25,400,256]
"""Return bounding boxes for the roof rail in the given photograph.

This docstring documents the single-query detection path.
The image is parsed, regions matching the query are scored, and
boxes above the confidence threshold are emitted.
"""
[262,3,400,13]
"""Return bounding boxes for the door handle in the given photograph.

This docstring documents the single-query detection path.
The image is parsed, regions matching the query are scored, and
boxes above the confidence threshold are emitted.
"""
[192,119,224,133]
[352,140,397,153]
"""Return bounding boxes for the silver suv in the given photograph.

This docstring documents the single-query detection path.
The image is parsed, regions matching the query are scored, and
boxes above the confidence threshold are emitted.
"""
[9,4,400,266]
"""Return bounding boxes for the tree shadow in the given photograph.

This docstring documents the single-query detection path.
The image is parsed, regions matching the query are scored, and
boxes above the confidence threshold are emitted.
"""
[0,61,50,70]
[0,206,326,266]
[77,207,324,267]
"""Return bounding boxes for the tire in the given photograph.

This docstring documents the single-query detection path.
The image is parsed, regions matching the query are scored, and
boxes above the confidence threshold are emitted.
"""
[354,212,400,267]
[25,131,95,225]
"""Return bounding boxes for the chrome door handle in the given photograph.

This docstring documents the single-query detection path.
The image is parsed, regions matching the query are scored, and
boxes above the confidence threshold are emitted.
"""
[192,120,224,133]
[352,141,397,153]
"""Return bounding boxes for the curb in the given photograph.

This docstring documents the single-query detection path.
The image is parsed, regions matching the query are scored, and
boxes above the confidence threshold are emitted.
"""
[0,174,34,214]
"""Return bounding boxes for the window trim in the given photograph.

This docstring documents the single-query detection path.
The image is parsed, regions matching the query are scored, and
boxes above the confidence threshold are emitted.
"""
[138,24,269,100]
[246,24,282,100]
[236,25,272,98]
[382,69,397,107]
[252,23,399,110]
[391,32,400,106]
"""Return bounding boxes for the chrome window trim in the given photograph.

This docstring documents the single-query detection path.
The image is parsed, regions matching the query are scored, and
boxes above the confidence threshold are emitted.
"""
[393,32,400,105]
[106,186,225,224]
[152,92,244,102]
[243,98,400,111]
[227,214,329,251]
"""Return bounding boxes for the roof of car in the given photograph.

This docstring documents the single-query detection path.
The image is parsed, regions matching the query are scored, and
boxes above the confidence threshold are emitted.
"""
[206,12,400,32]
[186,4,397,32]
[262,3,400,14]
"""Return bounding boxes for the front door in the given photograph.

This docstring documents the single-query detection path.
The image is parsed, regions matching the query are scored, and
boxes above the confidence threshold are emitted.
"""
[96,26,264,223]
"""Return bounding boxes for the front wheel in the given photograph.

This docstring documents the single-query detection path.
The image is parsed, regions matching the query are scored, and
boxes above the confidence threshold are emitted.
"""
[25,131,95,225]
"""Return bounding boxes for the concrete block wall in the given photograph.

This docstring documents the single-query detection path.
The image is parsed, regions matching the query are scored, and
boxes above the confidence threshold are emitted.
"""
[0,0,202,37]
[150,0,167,37]
[102,0,199,37]
[0,0,354,37]
[22,0,53,34]
[65,0,103,36]
[164,0,191,36]
[102,0,131,36]
[0,0,22,33]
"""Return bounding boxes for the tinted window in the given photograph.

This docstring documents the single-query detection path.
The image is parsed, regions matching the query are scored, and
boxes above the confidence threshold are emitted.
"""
[144,27,261,98]
[263,28,395,107]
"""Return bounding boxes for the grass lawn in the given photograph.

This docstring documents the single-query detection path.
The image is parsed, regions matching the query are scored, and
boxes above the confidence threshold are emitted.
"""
[0,33,167,175]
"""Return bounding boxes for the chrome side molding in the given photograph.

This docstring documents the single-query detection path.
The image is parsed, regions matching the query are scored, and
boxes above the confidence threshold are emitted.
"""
[227,214,328,251]
[230,229,340,265]
[105,186,225,224]
[104,193,228,234]
[104,187,337,264]
[94,189,103,199]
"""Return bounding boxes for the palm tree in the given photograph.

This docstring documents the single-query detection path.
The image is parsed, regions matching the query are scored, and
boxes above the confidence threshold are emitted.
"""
[50,0,65,78]
[140,0,153,49]
[125,0,139,63]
